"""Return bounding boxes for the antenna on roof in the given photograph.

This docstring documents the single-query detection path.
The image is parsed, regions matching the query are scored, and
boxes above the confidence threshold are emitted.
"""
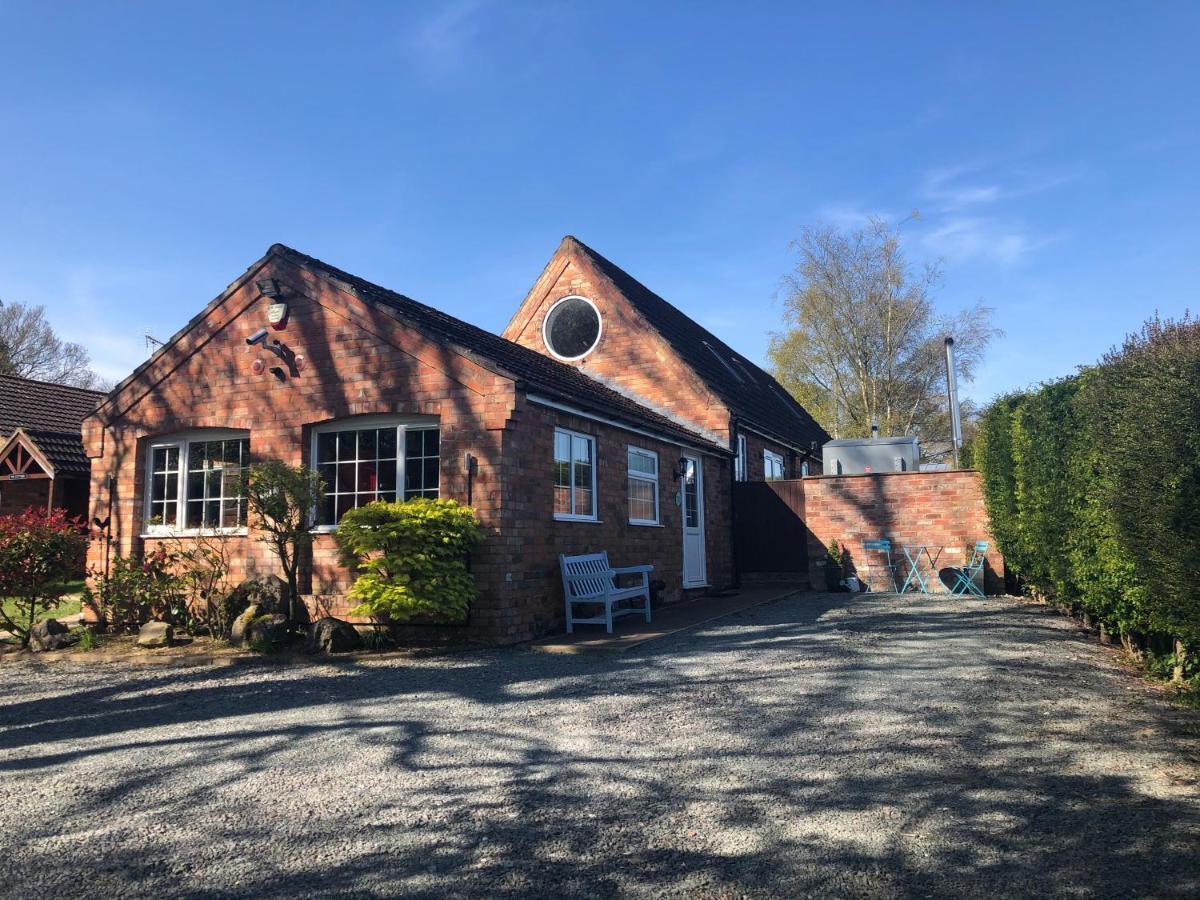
[144,330,164,356]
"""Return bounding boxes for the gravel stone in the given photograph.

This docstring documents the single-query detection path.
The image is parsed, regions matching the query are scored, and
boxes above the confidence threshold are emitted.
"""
[1,592,1198,898]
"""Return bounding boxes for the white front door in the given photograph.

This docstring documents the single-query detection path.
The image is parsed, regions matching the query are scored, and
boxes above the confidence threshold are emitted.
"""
[681,454,707,587]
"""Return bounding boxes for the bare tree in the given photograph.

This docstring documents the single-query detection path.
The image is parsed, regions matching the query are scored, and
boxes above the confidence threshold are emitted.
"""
[0,300,105,388]
[768,217,1000,447]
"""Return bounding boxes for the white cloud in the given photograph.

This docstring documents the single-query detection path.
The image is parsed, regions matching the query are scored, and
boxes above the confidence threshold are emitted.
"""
[407,0,495,77]
[920,159,1082,213]
[921,216,1051,265]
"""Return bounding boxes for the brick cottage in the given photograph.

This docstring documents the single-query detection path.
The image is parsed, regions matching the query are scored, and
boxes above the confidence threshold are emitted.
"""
[82,239,829,643]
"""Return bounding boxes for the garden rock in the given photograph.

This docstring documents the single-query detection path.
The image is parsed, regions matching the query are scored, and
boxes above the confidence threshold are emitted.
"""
[229,575,290,617]
[230,604,260,646]
[30,619,76,652]
[136,621,174,649]
[306,617,363,654]
[247,614,291,649]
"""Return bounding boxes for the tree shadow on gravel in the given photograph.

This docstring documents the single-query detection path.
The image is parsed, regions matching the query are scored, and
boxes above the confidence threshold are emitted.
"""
[2,594,1198,898]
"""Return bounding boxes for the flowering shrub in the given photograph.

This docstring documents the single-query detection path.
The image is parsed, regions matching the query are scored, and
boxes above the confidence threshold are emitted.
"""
[0,507,86,647]
[82,547,187,632]
[334,498,483,623]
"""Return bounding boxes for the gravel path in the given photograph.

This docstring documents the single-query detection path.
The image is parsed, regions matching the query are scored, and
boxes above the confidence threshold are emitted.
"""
[1,592,1198,898]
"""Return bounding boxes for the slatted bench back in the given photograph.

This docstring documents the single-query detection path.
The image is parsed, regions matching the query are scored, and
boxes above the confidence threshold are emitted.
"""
[561,552,615,600]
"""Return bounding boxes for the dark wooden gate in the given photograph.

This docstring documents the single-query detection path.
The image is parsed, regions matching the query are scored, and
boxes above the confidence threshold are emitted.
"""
[732,480,810,575]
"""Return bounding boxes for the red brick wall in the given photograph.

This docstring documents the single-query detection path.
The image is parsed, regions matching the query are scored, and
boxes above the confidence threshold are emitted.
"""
[0,477,51,515]
[503,244,733,442]
[481,399,733,640]
[82,251,734,643]
[802,470,1002,593]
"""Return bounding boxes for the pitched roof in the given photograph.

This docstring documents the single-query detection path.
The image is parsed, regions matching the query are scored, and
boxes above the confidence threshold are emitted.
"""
[0,428,92,476]
[0,376,103,477]
[563,237,831,453]
[270,245,729,455]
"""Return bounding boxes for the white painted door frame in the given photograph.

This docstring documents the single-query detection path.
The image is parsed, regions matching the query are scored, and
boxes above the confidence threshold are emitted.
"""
[681,453,707,587]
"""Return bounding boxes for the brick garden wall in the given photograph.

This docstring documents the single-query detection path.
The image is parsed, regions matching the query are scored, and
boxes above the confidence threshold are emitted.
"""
[802,470,1002,593]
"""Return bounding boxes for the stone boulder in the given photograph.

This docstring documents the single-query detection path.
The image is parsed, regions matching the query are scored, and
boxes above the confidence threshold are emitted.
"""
[30,618,77,652]
[246,613,291,649]
[228,575,291,618]
[230,604,260,646]
[306,617,363,654]
[136,620,174,649]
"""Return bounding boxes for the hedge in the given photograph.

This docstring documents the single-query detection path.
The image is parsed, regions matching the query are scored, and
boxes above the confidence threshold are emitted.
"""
[975,315,1200,659]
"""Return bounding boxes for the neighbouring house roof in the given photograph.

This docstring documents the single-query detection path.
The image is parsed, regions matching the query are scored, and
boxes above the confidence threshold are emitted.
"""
[269,246,731,455]
[0,375,103,477]
[561,236,831,455]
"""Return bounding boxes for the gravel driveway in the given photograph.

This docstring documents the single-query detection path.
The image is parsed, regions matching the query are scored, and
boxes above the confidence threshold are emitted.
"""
[2,592,1198,898]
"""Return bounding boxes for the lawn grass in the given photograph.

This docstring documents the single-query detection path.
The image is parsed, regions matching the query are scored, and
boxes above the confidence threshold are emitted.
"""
[1,579,85,627]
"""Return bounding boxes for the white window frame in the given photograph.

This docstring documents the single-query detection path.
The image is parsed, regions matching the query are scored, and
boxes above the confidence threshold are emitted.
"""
[542,295,603,362]
[735,434,748,482]
[142,429,250,536]
[309,414,440,532]
[626,446,660,526]
[553,427,598,521]
[764,448,786,481]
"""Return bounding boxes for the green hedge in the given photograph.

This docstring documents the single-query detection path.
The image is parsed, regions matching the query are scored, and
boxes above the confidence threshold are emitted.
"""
[976,315,1200,654]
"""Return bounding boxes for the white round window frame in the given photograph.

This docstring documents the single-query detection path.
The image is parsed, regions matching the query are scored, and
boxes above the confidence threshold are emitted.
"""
[541,295,603,362]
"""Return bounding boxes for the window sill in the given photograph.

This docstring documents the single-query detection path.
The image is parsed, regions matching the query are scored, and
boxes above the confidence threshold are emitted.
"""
[628,520,663,527]
[141,529,249,539]
[553,515,602,523]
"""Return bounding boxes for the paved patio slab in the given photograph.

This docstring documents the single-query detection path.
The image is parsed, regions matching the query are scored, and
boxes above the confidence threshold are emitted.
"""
[529,583,805,653]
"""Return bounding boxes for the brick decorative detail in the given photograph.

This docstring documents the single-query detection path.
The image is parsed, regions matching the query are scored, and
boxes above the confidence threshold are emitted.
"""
[801,470,1002,593]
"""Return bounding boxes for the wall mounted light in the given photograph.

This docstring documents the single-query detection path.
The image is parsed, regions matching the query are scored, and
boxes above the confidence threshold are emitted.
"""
[673,457,689,480]
[256,278,280,297]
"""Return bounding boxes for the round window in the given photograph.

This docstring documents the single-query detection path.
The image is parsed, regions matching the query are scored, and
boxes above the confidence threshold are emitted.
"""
[542,296,602,361]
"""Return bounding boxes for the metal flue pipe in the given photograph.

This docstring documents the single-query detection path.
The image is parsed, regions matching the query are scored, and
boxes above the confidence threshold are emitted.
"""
[944,336,963,468]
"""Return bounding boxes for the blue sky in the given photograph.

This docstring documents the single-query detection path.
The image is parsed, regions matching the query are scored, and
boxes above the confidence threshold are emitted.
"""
[1,2,1196,404]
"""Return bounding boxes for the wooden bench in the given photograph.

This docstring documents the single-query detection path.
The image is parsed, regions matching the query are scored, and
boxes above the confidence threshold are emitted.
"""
[559,551,654,634]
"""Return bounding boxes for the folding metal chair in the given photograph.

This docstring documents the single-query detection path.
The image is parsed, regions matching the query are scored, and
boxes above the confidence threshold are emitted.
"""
[949,541,989,597]
[862,539,899,593]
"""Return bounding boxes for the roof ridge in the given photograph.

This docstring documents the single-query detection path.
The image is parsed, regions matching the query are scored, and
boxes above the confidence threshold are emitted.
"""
[266,244,728,454]
[0,372,106,397]
[565,236,755,364]
[560,236,829,452]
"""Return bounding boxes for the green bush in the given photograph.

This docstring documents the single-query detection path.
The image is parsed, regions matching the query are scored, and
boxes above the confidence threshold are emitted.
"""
[333,498,483,623]
[82,547,187,632]
[975,313,1200,660]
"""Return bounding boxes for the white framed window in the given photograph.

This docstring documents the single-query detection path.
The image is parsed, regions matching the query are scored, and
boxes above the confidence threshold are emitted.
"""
[553,428,596,520]
[144,431,250,534]
[764,448,786,481]
[735,434,748,482]
[311,416,439,528]
[627,446,659,525]
[801,460,811,477]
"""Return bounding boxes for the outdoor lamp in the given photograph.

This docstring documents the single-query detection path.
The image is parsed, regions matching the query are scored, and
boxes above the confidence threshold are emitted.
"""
[673,457,689,480]
[256,278,280,297]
